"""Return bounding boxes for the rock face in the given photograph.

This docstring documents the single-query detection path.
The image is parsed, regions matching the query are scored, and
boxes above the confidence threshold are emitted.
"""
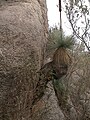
[32,82,66,120]
[0,0,48,120]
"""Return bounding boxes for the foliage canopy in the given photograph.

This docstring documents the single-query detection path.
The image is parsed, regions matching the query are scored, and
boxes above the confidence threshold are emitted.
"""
[48,28,75,51]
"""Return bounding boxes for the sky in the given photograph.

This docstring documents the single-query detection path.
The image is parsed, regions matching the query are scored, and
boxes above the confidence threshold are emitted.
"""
[46,0,72,35]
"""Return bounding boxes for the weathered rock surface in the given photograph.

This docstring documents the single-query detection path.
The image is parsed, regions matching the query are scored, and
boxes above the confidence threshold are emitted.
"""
[32,82,66,120]
[0,0,48,120]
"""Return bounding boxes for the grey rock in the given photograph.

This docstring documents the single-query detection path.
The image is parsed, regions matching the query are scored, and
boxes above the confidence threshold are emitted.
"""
[0,0,48,120]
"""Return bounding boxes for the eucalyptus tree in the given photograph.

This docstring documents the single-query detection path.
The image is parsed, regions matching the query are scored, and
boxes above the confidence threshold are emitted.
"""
[63,0,90,51]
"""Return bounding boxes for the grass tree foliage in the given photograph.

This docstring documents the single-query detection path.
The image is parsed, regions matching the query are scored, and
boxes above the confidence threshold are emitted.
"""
[48,27,74,102]
[37,28,74,108]
[47,28,74,70]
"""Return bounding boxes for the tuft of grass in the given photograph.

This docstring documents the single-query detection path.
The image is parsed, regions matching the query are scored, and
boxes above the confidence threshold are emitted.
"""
[48,29,75,51]
[47,29,74,65]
